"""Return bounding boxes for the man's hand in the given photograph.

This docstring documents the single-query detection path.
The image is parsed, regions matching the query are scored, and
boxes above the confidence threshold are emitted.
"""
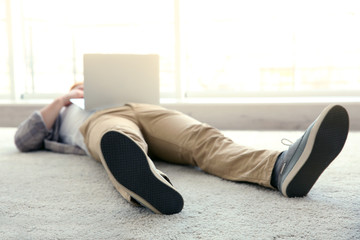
[62,88,84,106]
[61,84,84,106]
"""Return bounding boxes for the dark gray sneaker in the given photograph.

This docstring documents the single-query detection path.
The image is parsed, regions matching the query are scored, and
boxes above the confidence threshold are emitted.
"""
[273,105,349,197]
[100,131,184,214]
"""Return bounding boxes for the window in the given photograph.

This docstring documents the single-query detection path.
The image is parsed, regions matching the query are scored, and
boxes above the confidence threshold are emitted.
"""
[3,0,360,102]
[20,0,175,99]
[0,0,10,98]
[180,0,360,98]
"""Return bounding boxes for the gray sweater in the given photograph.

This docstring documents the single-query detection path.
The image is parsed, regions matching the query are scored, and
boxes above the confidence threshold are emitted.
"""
[14,111,86,155]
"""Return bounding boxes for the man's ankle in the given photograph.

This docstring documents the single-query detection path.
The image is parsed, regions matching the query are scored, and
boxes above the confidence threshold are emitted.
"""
[270,151,285,189]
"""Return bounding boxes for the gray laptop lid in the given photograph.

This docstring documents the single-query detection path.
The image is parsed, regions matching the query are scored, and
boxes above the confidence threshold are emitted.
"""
[83,54,160,111]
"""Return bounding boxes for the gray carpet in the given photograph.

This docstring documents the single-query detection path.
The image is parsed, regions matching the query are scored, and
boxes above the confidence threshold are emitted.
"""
[0,128,359,239]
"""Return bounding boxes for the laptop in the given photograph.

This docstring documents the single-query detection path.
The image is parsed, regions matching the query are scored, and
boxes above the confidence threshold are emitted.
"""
[71,54,160,111]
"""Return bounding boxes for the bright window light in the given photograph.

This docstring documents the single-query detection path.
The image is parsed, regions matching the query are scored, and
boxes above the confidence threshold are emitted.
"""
[180,0,360,97]
[2,0,360,101]
[0,0,10,97]
[20,0,175,98]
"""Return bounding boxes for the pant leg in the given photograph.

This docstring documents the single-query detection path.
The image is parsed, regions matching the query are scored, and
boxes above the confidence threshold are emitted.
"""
[79,105,147,162]
[79,105,149,205]
[129,103,281,188]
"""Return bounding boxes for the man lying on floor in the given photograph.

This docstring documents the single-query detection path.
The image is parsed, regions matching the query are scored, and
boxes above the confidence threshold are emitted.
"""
[14,82,349,214]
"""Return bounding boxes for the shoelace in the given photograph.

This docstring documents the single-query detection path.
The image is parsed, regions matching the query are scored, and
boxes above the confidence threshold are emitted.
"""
[281,138,294,146]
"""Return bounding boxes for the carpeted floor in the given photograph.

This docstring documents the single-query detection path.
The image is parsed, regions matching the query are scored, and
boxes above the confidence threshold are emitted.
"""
[0,127,359,239]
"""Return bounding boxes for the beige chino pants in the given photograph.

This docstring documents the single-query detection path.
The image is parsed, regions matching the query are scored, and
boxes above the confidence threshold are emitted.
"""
[80,103,281,193]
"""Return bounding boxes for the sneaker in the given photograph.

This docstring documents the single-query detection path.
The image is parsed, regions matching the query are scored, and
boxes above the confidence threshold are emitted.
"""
[272,104,349,197]
[100,131,184,214]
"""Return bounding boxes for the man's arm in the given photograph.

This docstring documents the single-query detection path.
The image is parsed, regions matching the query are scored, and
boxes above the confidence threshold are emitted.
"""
[14,86,84,152]
[40,88,84,130]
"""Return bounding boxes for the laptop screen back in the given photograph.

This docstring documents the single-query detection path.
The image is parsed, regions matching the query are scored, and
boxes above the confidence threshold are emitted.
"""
[83,54,160,111]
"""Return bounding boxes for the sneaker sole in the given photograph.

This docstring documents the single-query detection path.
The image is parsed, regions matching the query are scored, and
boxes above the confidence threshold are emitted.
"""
[100,131,184,214]
[281,105,349,197]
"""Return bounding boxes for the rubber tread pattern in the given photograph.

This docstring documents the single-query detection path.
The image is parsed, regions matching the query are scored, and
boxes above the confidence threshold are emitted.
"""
[285,105,349,197]
[101,131,184,214]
